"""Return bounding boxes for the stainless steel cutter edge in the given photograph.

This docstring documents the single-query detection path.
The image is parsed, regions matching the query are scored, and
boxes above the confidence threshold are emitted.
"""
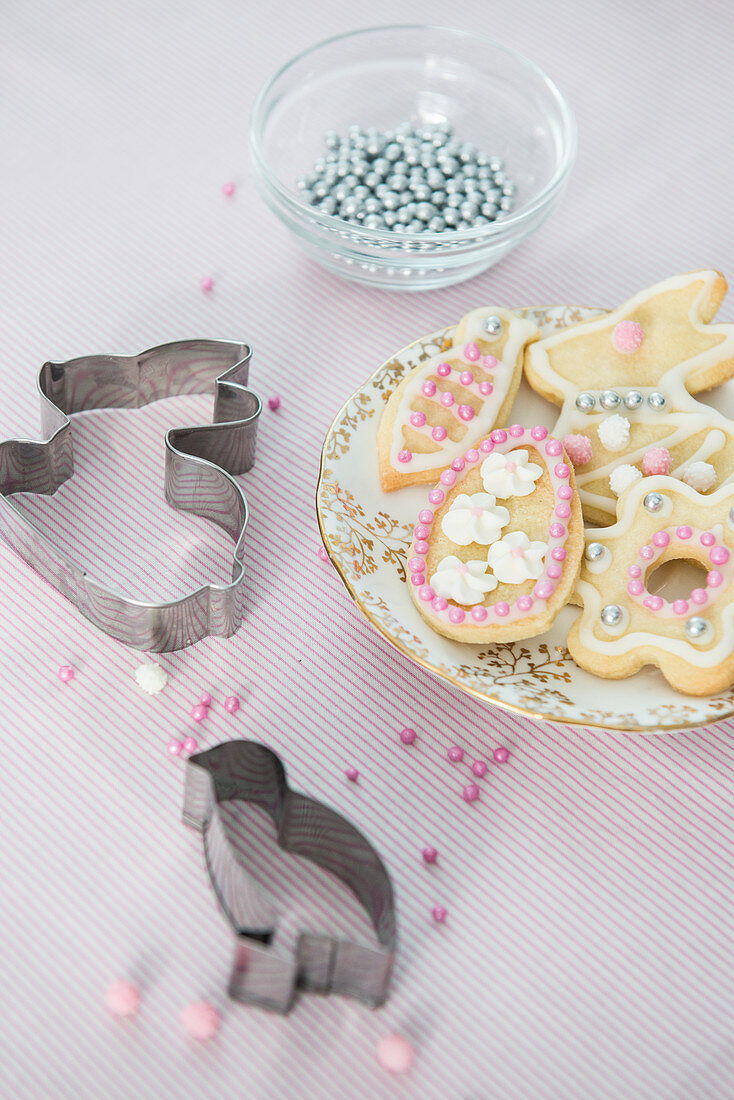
[0,339,261,652]
[183,740,397,1013]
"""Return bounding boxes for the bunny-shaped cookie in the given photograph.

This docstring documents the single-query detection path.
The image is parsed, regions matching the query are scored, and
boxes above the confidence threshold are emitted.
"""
[524,271,734,525]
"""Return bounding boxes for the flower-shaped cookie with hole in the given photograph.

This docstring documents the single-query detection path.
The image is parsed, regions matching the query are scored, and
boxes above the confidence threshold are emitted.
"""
[569,476,734,695]
[524,270,734,525]
[407,425,585,643]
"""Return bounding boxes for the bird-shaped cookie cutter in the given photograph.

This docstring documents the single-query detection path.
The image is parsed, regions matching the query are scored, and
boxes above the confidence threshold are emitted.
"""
[183,741,397,1013]
[0,339,261,651]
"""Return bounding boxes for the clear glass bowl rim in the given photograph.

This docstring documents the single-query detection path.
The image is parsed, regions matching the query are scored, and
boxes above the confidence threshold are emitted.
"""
[249,23,578,248]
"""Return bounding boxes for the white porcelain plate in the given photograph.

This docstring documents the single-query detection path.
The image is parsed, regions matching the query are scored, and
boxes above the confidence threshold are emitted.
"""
[317,306,734,732]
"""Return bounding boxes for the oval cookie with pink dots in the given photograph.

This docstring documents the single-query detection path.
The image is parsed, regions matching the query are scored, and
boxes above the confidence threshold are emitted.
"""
[377,307,538,492]
[569,476,734,695]
[408,426,584,643]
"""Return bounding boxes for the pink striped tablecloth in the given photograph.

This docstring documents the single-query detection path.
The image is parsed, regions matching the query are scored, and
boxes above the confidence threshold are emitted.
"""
[2,1,734,1097]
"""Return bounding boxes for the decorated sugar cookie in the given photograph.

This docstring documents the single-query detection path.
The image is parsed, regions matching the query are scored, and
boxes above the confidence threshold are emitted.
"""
[407,426,584,643]
[377,308,538,492]
[524,271,734,525]
[569,476,734,695]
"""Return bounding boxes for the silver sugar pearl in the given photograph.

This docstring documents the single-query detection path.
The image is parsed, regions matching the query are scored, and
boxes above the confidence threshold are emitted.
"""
[575,392,596,412]
[643,491,664,514]
[363,196,381,214]
[481,202,499,219]
[415,202,435,222]
[600,390,621,410]
[431,190,447,207]
[382,190,401,211]
[362,214,385,229]
[585,542,605,562]
[427,215,446,232]
[324,130,340,150]
[459,201,479,220]
[312,180,329,200]
[489,157,504,171]
[443,208,460,226]
[483,315,503,337]
[624,390,643,410]
[601,604,623,627]
[685,616,710,641]
[318,196,337,215]
[499,196,514,211]
[647,392,666,410]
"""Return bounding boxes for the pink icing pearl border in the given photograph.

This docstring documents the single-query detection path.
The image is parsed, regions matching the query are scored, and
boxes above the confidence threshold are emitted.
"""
[629,527,733,617]
[409,427,575,627]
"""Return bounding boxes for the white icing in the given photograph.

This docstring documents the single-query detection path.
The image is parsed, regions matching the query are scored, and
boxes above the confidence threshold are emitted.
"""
[597,414,630,452]
[682,460,717,492]
[440,492,510,546]
[609,464,642,497]
[480,449,543,498]
[430,555,498,605]
[574,475,734,668]
[389,307,538,472]
[486,531,548,584]
[525,271,734,521]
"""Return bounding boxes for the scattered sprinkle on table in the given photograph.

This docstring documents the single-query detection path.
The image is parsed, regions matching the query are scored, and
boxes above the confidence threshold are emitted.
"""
[494,747,510,764]
[267,395,281,411]
[345,765,359,782]
[447,746,464,763]
[223,695,240,714]
[105,980,141,1018]
[221,182,236,197]
[183,736,198,755]
[180,1001,220,1041]
[134,662,168,695]
[471,760,488,778]
[190,703,208,722]
[422,846,438,864]
[200,276,214,292]
[463,783,480,802]
[167,739,183,757]
[58,664,75,683]
[431,905,448,923]
[317,546,329,562]
[398,727,417,744]
[376,1033,415,1075]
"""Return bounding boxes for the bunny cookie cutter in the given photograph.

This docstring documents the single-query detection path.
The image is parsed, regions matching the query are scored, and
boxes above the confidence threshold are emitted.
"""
[183,741,397,1013]
[0,339,261,652]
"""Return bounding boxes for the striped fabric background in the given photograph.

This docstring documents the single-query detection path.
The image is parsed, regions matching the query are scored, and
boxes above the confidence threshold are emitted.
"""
[2,0,734,1097]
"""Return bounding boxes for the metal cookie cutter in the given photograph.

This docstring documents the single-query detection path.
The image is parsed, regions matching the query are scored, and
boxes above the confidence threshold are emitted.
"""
[183,741,397,1013]
[0,339,261,651]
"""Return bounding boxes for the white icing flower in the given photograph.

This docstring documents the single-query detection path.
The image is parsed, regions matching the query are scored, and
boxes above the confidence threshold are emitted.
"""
[440,492,510,546]
[430,555,498,605]
[682,461,717,492]
[486,531,548,584]
[134,662,168,695]
[597,414,630,452]
[480,449,543,498]
[609,464,642,497]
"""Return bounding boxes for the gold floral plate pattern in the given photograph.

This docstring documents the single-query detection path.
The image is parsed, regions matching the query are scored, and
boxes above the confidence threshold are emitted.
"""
[317,306,734,732]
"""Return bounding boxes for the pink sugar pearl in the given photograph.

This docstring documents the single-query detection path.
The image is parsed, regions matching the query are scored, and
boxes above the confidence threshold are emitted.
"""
[180,1001,220,1041]
[199,691,212,707]
[612,320,644,353]
[463,783,480,802]
[58,665,75,683]
[105,980,141,1018]
[641,447,671,476]
[183,736,198,755]
[431,905,448,923]
[267,395,281,411]
[200,277,214,292]
[399,727,417,745]
[167,738,183,756]
[376,1033,416,1075]
[345,765,359,781]
[191,703,208,722]
[422,845,438,864]
[562,434,593,466]
[493,746,510,764]
[447,746,464,763]
[224,694,240,714]
[317,545,329,562]
[221,182,236,197]
[471,760,488,778]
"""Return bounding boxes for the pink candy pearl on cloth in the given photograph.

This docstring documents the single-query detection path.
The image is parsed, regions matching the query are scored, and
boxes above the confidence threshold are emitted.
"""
[471,760,488,778]
[167,739,183,756]
[191,703,208,722]
[105,980,141,1018]
[58,665,75,683]
[180,1001,220,1041]
[221,182,236,196]
[399,727,417,744]
[345,765,359,781]
[463,783,480,802]
[431,905,448,923]
[494,747,510,763]
[183,736,198,755]
[200,276,214,292]
[447,746,464,763]
[267,395,281,411]
[224,695,240,714]
[422,846,438,864]
[376,1033,416,1075]
[199,691,212,707]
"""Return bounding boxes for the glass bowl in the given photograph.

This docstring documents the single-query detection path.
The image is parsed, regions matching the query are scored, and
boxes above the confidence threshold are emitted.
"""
[250,25,577,292]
